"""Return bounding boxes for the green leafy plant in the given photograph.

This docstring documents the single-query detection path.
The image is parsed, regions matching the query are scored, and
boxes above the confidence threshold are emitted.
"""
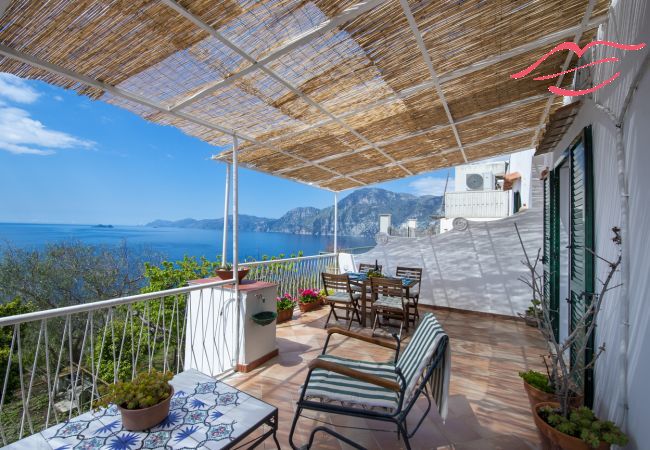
[276,293,296,311]
[95,369,173,410]
[366,270,383,278]
[518,370,553,393]
[538,406,628,448]
[219,262,233,270]
[526,298,541,316]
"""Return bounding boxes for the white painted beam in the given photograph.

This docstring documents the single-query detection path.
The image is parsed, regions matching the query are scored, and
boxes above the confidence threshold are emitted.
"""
[274,93,551,173]
[399,0,467,163]
[331,126,540,179]
[532,0,599,146]
[161,0,413,177]
[260,14,606,147]
[0,0,11,17]
[0,44,363,186]
[164,0,389,112]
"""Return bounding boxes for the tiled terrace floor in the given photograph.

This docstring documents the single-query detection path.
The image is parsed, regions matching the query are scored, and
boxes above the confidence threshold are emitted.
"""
[224,307,547,449]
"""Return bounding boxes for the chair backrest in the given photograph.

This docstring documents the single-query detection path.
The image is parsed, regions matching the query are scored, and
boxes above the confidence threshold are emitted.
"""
[359,263,382,274]
[322,272,351,295]
[396,313,446,400]
[395,266,422,282]
[370,277,403,298]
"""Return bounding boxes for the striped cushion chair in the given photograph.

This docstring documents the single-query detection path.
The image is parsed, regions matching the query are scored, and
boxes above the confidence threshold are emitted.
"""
[289,313,450,450]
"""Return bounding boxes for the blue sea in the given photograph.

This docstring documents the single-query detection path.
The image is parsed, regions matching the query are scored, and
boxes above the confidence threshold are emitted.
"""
[0,223,375,263]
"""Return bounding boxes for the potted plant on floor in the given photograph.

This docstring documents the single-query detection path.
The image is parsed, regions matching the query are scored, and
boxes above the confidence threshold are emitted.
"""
[276,293,296,323]
[298,288,321,313]
[215,263,250,283]
[520,298,542,327]
[95,369,174,431]
[515,224,627,449]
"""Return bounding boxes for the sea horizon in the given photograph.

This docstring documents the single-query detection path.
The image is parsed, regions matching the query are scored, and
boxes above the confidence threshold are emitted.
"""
[0,222,375,263]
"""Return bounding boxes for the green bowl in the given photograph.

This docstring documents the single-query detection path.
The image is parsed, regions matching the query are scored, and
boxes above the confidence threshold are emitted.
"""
[251,311,277,326]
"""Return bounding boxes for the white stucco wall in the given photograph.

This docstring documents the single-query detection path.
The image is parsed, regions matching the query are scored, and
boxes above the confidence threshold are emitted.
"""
[356,159,544,317]
[545,0,650,446]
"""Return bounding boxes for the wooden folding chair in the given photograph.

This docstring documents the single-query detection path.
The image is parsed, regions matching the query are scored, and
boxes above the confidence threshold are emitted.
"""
[321,273,362,330]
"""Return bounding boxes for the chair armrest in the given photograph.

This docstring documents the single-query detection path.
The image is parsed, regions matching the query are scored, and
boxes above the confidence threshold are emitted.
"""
[326,327,398,350]
[308,359,401,392]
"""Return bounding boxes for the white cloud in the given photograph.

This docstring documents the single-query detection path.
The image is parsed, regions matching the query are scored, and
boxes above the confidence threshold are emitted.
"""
[53,95,63,102]
[0,104,95,156]
[409,175,454,196]
[0,73,40,104]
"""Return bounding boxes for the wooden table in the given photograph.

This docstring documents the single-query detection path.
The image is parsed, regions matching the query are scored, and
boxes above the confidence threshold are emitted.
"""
[348,274,420,328]
[6,369,279,450]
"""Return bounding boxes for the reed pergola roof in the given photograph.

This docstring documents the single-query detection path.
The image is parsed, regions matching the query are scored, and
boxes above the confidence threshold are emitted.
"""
[0,0,609,191]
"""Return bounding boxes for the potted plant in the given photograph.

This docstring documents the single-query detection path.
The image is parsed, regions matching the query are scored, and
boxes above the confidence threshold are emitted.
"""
[533,404,628,450]
[298,288,321,313]
[215,263,250,283]
[515,225,627,449]
[519,369,582,413]
[95,369,174,431]
[520,298,541,327]
[276,293,296,323]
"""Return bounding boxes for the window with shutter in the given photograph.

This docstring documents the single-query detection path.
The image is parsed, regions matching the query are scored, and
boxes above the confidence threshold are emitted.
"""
[569,127,595,406]
[543,170,560,340]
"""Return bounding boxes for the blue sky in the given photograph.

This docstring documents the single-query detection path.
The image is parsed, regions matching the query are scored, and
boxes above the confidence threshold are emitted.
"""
[0,73,453,225]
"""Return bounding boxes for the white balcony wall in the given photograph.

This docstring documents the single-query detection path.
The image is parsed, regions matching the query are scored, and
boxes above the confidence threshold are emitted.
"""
[444,190,510,218]
[546,0,650,445]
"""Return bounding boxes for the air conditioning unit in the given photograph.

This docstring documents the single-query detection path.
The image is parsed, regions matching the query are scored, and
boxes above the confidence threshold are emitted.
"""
[465,172,495,191]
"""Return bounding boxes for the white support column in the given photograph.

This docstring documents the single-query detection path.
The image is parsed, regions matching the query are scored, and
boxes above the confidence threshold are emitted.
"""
[333,192,339,253]
[232,135,240,367]
[221,163,231,265]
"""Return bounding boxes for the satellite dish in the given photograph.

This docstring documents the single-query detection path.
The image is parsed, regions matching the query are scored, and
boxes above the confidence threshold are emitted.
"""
[466,173,484,190]
[452,217,469,232]
[375,232,389,245]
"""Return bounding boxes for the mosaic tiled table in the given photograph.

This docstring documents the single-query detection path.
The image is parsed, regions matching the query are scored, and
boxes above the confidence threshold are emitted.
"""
[7,369,279,450]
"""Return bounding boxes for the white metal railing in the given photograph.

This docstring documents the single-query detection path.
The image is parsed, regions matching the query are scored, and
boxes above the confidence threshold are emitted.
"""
[242,253,338,298]
[0,278,235,445]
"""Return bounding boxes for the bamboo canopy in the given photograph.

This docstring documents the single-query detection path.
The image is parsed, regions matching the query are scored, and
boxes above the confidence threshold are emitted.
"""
[0,0,609,191]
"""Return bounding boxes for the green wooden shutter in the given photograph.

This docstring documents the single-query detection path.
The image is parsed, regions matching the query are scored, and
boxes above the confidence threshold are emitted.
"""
[569,128,595,406]
[543,172,560,340]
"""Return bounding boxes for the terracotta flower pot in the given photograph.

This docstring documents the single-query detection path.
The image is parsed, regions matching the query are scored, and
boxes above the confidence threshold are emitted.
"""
[277,308,293,324]
[299,301,320,313]
[533,402,610,450]
[215,268,250,283]
[118,386,174,431]
[523,380,583,413]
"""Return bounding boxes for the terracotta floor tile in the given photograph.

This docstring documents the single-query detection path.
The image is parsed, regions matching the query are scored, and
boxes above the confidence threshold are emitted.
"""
[222,306,546,449]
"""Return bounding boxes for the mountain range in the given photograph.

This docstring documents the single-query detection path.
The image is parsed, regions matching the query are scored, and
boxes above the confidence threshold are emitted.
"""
[146,188,442,237]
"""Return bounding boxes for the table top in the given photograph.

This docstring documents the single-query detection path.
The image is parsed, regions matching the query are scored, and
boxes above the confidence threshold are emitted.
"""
[6,369,276,450]
[346,272,419,288]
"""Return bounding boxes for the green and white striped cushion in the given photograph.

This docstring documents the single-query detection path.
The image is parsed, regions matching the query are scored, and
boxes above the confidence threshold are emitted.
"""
[304,354,399,410]
[396,313,447,404]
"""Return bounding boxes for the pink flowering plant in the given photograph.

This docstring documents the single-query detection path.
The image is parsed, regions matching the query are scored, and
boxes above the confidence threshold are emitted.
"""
[298,288,321,304]
[276,293,296,312]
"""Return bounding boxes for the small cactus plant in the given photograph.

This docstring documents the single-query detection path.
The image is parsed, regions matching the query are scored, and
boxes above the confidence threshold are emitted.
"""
[95,369,173,410]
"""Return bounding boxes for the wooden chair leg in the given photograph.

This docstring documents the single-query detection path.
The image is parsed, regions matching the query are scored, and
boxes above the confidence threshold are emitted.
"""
[371,307,379,336]
[324,304,334,329]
